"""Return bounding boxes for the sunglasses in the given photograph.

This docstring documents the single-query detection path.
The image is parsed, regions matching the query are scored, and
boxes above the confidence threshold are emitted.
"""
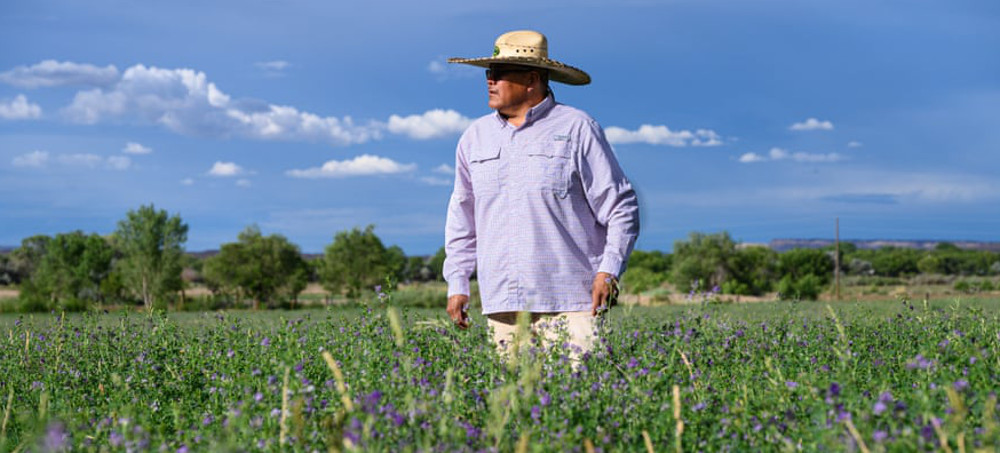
[485,67,534,81]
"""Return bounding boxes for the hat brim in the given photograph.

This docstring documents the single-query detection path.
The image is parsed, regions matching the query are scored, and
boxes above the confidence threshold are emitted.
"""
[448,56,591,86]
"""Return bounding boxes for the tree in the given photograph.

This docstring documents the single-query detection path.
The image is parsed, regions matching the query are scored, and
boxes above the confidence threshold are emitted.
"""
[669,232,738,292]
[19,231,115,311]
[628,250,672,274]
[724,246,777,296]
[428,246,447,282]
[203,226,309,309]
[319,225,397,298]
[774,248,833,301]
[114,204,188,309]
[7,235,52,285]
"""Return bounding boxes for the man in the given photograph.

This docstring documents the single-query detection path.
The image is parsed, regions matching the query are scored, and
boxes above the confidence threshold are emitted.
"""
[443,30,639,357]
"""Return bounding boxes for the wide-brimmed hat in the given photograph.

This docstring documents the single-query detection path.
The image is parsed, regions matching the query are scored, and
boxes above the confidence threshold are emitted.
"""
[448,30,591,86]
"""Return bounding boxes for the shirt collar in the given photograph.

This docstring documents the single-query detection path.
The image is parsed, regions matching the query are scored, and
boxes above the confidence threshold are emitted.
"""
[493,93,557,128]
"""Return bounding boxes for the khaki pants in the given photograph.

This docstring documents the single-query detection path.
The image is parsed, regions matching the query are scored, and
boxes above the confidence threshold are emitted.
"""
[487,311,599,361]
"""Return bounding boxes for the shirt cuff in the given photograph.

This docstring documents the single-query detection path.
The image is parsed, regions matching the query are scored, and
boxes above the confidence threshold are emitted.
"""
[446,277,471,298]
[598,255,624,278]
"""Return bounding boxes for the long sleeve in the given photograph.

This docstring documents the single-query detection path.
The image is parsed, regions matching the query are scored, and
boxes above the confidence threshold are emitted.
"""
[442,139,477,297]
[578,119,640,277]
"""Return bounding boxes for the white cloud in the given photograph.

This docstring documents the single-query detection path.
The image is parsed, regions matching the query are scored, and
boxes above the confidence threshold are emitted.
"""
[236,179,252,187]
[769,148,789,160]
[738,147,844,164]
[180,178,195,186]
[106,155,132,170]
[123,142,152,154]
[255,61,289,71]
[605,125,723,146]
[848,141,863,148]
[57,153,103,168]
[789,118,834,131]
[0,94,42,120]
[433,164,454,174]
[428,60,447,75]
[420,176,452,186]
[62,63,380,146]
[286,154,416,178]
[208,161,245,177]
[387,109,472,140]
[0,60,119,88]
[427,58,480,81]
[12,151,50,168]
[11,150,134,169]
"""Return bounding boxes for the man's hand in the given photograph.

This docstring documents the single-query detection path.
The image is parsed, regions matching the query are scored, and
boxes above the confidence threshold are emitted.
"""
[591,272,618,316]
[447,294,470,329]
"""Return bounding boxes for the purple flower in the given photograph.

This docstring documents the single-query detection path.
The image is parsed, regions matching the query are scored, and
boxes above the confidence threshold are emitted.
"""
[954,379,969,391]
[873,401,887,415]
[109,430,124,447]
[44,421,69,451]
[531,405,541,420]
[873,430,888,442]
[260,337,271,347]
[177,445,189,453]
[254,392,264,403]
[785,381,798,389]
[829,382,841,397]
[202,415,214,426]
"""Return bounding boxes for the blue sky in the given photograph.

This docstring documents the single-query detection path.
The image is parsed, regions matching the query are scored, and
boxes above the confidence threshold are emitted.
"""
[1,0,998,255]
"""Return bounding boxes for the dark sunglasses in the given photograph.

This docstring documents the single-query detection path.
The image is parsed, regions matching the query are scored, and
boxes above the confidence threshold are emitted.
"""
[485,67,534,81]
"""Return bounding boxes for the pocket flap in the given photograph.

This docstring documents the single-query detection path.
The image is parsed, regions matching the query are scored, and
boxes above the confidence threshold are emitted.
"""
[470,146,501,163]
[525,142,572,159]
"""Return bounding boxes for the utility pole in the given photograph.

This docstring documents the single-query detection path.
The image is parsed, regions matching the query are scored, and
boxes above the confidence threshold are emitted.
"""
[835,217,841,301]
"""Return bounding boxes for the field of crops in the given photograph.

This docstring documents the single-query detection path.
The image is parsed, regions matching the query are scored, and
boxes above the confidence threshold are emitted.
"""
[2,297,999,451]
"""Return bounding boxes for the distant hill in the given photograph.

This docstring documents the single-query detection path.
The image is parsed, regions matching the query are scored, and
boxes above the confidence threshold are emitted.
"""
[769,239,1000,252]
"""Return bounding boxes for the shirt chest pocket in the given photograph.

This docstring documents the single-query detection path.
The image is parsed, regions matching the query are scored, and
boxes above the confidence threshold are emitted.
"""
[469,146,502,194]
[524,141,573,197]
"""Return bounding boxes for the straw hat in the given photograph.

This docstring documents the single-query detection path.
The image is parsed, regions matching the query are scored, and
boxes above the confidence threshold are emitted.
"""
[448,30,591,86]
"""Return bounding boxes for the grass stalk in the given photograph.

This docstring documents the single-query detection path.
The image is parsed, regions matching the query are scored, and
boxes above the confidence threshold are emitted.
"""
[843,418,871,453]
[1,389,12,438]
[280,366,290,446]
[321,351,354,411]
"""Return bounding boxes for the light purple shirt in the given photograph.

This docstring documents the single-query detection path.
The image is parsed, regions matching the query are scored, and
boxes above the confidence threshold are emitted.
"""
[443,95,640,314]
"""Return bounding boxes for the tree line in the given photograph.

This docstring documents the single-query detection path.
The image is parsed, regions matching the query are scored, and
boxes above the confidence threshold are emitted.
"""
[624,232,1000,301]
[2,209,999,312]
[0,205,448,312]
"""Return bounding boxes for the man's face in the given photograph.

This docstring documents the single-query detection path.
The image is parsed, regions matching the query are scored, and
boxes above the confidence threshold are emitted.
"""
[486,64,537,114]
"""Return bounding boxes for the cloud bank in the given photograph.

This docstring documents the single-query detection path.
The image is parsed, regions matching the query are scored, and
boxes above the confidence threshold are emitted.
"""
[0,60,120,88]
[286,154,416,178]
[208,161,246,177]
[0,94,42,120]
[605,125,722,146]
[789,118,834,131]
[738,147,844,163]
[387,110,472,140]
[11,150,131,170]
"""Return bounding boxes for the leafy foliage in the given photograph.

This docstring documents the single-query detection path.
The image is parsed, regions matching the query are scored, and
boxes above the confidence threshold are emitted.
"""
[319,225,399,298]
[202,225,309,309]
[113,204,188,309]
[18,231,115,311]
[669,231,738,292]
